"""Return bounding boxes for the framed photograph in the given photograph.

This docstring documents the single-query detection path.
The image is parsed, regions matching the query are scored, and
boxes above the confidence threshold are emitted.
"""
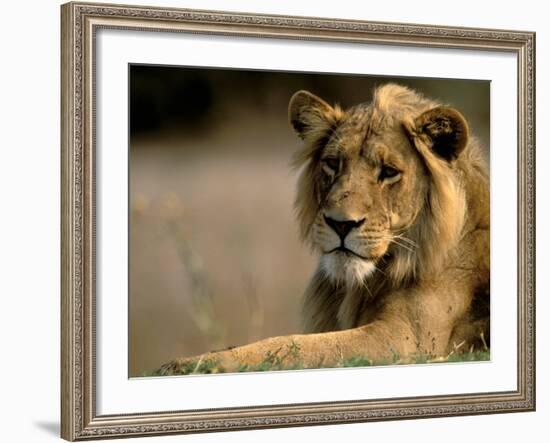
[61,1,536,440]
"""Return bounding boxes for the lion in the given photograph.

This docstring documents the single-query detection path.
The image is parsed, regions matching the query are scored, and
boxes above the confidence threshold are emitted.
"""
[160,83,490,374]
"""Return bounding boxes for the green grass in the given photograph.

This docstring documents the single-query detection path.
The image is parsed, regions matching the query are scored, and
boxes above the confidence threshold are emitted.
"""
[143,348,490,377]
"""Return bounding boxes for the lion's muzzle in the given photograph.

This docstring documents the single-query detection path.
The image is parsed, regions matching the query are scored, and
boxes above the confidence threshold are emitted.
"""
[323,214,365,241]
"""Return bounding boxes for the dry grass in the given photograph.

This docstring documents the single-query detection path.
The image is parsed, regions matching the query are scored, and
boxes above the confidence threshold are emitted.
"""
[129,123,315,376]
[144,348,490,377]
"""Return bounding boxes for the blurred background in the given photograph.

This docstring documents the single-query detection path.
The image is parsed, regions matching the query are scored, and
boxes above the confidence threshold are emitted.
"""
[129,64,490,377]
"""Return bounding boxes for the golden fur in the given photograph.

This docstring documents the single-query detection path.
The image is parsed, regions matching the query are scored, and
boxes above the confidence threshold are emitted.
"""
[162,84,490,373]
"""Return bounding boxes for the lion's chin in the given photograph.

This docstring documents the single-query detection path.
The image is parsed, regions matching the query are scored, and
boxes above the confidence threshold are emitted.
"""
[320,253,375,287]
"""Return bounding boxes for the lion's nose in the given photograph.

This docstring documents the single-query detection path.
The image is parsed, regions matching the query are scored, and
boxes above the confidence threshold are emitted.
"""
[323,215,365,240]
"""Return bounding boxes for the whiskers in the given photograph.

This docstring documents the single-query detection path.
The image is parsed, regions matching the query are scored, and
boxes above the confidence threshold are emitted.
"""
[314,224,418,287]
[390,234,418,254]
[355,232,418,255]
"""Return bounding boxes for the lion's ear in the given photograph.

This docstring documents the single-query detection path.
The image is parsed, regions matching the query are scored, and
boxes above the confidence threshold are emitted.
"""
[413,106,469,161]
[288,90,341,140]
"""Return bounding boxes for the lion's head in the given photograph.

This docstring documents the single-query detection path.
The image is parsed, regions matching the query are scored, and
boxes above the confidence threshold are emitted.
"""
[289,84,473,288]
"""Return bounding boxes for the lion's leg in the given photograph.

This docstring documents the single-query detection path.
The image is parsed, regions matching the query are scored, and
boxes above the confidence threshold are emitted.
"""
[160,317,418,374]
[159,283,473,375]
[448,317,490,354]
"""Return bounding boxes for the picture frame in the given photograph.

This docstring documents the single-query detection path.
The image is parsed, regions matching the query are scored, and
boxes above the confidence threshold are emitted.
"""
[61,1,536,440]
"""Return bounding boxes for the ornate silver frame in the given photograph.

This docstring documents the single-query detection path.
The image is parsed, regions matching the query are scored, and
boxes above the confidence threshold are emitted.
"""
[61,1,536,440]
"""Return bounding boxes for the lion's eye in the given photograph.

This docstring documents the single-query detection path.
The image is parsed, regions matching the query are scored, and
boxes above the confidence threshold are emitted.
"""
[379,165,400,181]
[322,157,340,174]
